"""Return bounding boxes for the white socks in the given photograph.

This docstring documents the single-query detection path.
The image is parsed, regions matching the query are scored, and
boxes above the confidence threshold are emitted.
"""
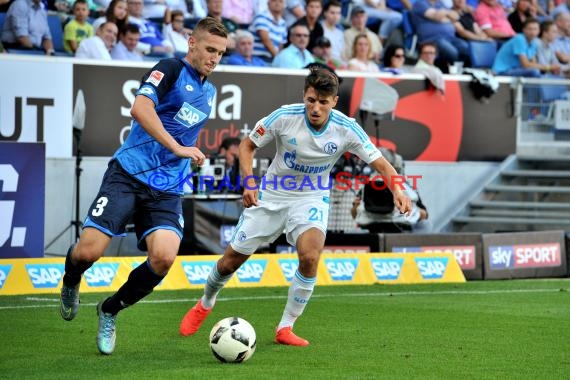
[201,265,232,309]
[277,270,316,330]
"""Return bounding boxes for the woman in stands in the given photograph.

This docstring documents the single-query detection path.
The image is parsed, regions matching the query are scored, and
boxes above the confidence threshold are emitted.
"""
[93,0,128,31]
[347,33,380,72]
[381,44,407,74]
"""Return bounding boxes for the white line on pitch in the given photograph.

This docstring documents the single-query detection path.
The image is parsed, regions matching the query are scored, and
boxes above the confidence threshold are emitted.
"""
[0,287,566,311]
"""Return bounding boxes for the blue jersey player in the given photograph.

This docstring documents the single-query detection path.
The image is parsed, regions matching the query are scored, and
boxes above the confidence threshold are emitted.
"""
[59,17,228,355]
[179,67,412,346]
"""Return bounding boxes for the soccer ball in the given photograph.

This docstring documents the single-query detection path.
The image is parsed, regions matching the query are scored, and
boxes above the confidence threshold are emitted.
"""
[209,317,256,363]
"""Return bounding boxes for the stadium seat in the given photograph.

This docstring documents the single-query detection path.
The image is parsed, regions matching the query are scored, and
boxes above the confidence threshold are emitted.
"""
[47,14,73,56]
[468,41,497,69]
[0,13,5,32]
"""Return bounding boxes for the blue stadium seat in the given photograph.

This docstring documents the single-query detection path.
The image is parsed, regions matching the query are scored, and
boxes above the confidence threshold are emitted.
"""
[47,14,72,56]
[468,40,497,69]
[0,13,6,32]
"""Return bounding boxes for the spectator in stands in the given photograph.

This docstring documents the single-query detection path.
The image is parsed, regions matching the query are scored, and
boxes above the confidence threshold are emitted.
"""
[127,0,174,56]
[222,0,256,25]
[64,0,95,54]
[312,35,345,70]
[343,6,383,63]
[351,148,428,233]
[321,0,344,64]
[111,23,144,60]
[163,9,191,55]
[492,18,554,76]
[75,20,118,59]
[283,0,306,27]
[93,0,129,31]
[535,0,554,19]
[191,0,208,18]
[225,29,267,66]
[347,33,380,72]
[552,0,570,17]
[0,0,12,12]
[272,21,314,67]
[552,10,570,63]
[452,0,493,41]
[293,0,323,53]
[215,136,241,189]
[536,19,565,74]
[206,0,238,50]
[351,0,403,45]
[1,0,55,55]
[474,0,516,44]
[413,41,445,93]
[412,0,471,72]
[249,0,288,62]
[381,44,407,73]
[508,0,538,33]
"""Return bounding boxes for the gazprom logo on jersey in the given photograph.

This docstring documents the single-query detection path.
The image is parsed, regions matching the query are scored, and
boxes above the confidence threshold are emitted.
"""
[181,261,216,285]
[278,259,299,282]
[325,258,359,281]
[26,264,65,288]
[0,264,12,288]
[415,257,448,280]
[236,259,267,283]
[283,150,330,174]
[174,102,207,128]
[371,258,404,280]
[84,263,119,287]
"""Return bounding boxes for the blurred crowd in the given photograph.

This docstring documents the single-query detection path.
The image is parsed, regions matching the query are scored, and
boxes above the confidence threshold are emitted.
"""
[2,0,570,78]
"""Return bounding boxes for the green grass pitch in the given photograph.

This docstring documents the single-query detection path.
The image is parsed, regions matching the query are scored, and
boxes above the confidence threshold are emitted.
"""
[1,280,569,379]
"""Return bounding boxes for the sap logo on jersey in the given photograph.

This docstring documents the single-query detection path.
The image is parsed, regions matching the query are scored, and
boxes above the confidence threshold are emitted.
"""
[325,258,359,281]
[0,264,12,288]
[84,263,119,287]
[371,258,404,280]
[26,264,65,288]
[174,102,207,128]
[415,257,448,279]
[236,260,267,283]
[182,261,216,285]
[278,259,299,282]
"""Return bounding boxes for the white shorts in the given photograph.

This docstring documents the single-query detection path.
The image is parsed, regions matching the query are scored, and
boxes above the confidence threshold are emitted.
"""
[230,192,330,255]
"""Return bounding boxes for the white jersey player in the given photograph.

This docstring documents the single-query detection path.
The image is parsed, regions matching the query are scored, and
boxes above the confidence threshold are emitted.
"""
[180,67,412,346]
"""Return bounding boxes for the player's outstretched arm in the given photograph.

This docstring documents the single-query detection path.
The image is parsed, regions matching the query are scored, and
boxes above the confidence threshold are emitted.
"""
[131,95,205,165]
[370,156,412,215]
[239,137,259,208]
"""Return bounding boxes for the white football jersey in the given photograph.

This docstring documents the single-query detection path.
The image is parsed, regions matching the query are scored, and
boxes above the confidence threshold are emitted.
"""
[249,103,382,197]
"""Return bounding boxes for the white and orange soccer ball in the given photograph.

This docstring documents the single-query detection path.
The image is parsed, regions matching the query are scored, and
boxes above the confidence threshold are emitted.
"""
[209,317,256,363]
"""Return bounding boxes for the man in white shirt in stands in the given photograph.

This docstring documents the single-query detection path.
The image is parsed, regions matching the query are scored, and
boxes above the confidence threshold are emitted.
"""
[111,23,144,61]
[76,21,118,60]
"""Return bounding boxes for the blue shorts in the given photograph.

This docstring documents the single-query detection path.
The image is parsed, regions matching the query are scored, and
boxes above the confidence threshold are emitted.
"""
[83,160,184,251]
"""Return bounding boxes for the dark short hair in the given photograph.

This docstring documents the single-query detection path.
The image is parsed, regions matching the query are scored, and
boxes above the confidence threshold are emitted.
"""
[314,36,331,48]
[304,66,340,97]
[324,0,341,12]
[219,137,241,152]
[194,17,228,38]
[120,23,140,36]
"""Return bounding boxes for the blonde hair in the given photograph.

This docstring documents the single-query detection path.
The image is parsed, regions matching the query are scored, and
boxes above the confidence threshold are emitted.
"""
[351,33,373,60]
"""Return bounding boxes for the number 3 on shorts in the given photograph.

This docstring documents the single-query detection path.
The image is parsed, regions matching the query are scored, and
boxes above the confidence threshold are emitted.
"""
[308,207,323,222]
[91,196,109,217]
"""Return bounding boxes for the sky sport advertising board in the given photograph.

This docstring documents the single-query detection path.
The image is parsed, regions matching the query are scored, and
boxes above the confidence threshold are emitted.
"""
[483,231,567,279]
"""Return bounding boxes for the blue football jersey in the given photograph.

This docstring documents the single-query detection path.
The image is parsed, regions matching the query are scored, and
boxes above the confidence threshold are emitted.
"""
[114,58,216,194]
